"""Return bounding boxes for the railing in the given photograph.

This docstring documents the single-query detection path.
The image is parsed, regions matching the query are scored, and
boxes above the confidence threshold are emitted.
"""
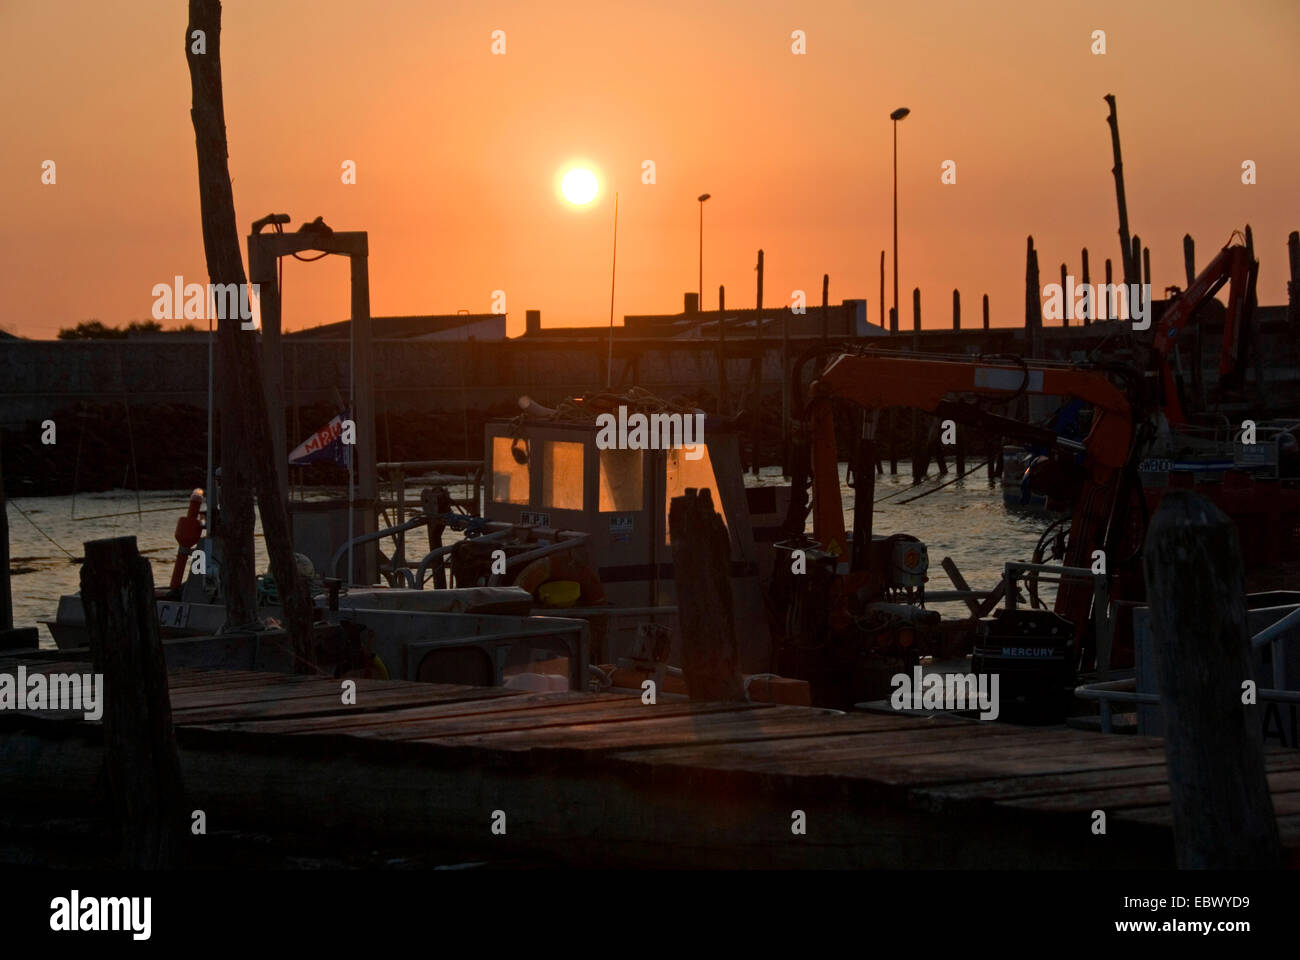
[1075,607,1300,733]
[1002,560,1115,672]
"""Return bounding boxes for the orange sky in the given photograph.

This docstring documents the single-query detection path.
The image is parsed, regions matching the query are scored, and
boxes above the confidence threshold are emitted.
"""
[2,0,1298,339]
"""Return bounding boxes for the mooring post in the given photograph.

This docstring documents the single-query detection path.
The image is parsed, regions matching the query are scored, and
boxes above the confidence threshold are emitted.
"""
[1131,235,1143,318]
[952,288,960,330]
[879,250,886,331]
[1104,93,1136,288]
[1081,248,1091,326]
[1104,258,1113,321]
[1143,491,1281,868]
[1025,236,1042,360]
[0,439,10,634]
[81,536,186,869]
[1287,230,1299,329]
[668,488,745,701]
[717,284,729,414]
[982,293,989,331]
[821,274,830,342]
[1060,263,1069,328]
[911,288,924,484]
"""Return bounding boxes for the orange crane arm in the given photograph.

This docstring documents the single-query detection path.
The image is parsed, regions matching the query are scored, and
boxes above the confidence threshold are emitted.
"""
[806,354,1133,561]
[1150,242,1258,425]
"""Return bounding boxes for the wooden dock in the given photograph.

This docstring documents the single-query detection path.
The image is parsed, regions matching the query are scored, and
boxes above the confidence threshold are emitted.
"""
[3,653,1298,868]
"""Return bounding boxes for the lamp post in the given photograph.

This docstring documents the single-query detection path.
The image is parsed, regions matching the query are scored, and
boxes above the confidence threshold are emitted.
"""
[890,107,910,334]
[698,193,711,310]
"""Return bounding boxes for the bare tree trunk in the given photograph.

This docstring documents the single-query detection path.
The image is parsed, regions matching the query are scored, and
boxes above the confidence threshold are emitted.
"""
[185,0,314,669]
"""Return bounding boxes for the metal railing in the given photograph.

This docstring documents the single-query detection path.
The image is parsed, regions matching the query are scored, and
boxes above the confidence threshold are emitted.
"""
[1075,609,1300,733]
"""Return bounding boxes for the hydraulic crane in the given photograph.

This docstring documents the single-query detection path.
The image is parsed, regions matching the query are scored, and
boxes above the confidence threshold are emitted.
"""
[774,351,1149,708]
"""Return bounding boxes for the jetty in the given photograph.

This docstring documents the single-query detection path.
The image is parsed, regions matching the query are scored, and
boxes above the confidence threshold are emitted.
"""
[3,652,1298,868]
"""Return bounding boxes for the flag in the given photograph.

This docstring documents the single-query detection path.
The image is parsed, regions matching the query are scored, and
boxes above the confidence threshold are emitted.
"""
[289,410,352,468]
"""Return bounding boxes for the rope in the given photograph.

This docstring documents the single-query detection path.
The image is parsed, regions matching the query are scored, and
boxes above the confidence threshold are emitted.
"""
[7,500,78,560]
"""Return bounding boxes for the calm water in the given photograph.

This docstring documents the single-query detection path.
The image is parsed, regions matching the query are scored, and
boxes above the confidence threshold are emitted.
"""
[5,465,1054,647]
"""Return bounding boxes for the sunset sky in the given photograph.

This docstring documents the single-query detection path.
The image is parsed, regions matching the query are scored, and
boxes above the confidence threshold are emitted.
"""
[1,0,1297,339]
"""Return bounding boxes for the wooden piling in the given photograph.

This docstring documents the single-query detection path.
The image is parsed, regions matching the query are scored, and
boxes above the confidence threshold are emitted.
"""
[1130,236,1142,318]
[1104,258,1113,321]
[879,250,886,331]
[0,439,10,635]
[1025,236,1042,358]
[1285,230,1300,324]
[1104,93,1136,287]
[952,289,960,330]
[717,284,729,415]
[888,306,898,474]
[911,289,923,484]
[982,293,989,331]
[81,535,186,869]
[1081,248,1091,326]
[821,274,829,342]
[1060,263,1069,328]
[187,0,313,663]
[668,488,745,702]
[1143,491,1281,868]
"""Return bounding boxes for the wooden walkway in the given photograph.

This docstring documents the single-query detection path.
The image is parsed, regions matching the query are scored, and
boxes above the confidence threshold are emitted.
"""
[2,654,1298,868]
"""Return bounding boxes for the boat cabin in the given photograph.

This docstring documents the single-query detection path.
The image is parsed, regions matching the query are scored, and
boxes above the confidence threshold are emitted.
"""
[483,416,772,671]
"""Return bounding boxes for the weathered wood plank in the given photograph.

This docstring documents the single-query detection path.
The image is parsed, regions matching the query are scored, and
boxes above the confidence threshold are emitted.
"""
[998,770,1300,814]
[186,690,639,736]
[171,684,523,725]
[423,708,951,753]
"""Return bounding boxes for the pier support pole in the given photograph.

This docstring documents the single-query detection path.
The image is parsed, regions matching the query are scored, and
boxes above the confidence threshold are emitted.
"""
[81,536,186,869]
[669,489,745,702]
[1143,491,1281,868]
[1287,231,1300,330]
[911,289,924,484]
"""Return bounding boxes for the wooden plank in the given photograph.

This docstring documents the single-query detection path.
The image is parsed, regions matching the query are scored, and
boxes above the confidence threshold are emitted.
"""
[1114,790,1300,828]
[167,674,513,711]
[171,683,523,725]
[611,724,1155,774]
[998,770,1300,814]
[920,750,1300,813]
[424,708,968,754]
[343,698,773,743]
[607,731,1175,800]
[186,690,639,736]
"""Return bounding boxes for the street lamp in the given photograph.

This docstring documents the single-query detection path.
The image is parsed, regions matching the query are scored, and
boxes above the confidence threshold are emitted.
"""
[890,107,910,334]
[698,193,711,310]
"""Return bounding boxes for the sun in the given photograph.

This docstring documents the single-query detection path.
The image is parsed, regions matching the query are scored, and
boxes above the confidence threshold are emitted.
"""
[560,166,599,205]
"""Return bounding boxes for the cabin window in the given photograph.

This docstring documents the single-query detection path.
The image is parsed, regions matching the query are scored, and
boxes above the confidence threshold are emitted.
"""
[664,444,727,540]
[491,436,530,504]
[599,449,643,512]
[542,441,585,510]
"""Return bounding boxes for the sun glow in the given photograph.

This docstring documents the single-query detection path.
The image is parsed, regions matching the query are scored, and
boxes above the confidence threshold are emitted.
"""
[560,166,599,205]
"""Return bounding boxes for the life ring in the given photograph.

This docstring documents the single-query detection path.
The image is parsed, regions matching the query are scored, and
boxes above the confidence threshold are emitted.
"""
[514,555,606,605]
